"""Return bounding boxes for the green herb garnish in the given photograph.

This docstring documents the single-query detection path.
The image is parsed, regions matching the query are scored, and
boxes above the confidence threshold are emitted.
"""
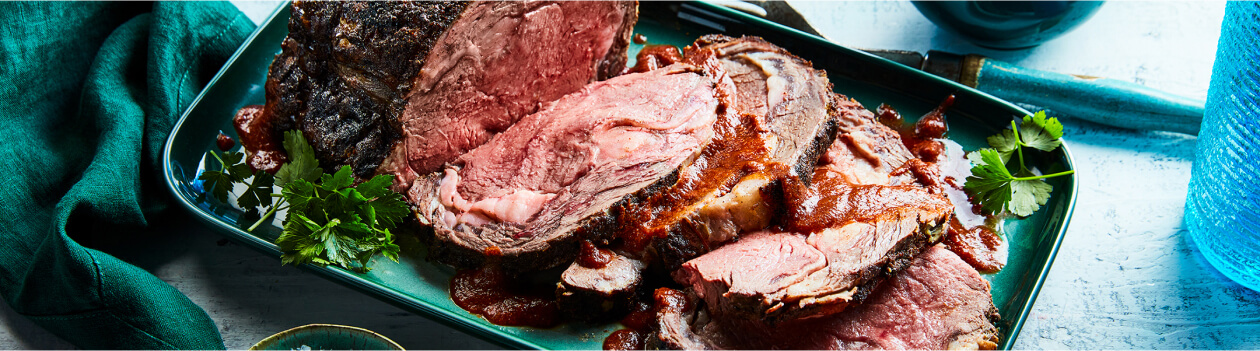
[198,150,254,204]
[275,165,404,271]
[963,111,1075,217]
[201,130,404,272]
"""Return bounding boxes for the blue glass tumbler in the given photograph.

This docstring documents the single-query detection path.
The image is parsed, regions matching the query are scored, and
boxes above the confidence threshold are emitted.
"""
[1186,2,1260,291]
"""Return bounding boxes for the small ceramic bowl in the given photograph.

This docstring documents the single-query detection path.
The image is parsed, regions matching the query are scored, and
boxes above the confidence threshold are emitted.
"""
[249,324,404,350]
[912,1,1105,50]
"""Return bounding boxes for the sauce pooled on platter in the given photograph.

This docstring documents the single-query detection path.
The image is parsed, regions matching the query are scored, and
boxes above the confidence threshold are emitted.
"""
[449,265,559,328]
[232,105,287,173]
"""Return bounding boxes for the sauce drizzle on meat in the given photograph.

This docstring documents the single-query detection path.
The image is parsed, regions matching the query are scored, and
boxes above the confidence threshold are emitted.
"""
[624,44,683,74]
[783,169,953,234]
[578,241,613,269]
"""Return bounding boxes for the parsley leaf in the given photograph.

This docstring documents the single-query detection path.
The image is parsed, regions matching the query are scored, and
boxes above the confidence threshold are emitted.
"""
[963,111,1074,217]
[236,170,275,209]
[276,165,407,272]
[1018,111,1064,152]
[320,166,355,192]
[220,150,244,168]
[964,149,1016,215]
[964,149,1057,217]
[275,130,322,187]
[198,150,250,203]
[198,169,234,203]
[1009,176,1053,217]
[281,179,318,212]
[227,162,253,183]
[208,128,407,272]
[355,175,409,229]
[986,129,1019,164]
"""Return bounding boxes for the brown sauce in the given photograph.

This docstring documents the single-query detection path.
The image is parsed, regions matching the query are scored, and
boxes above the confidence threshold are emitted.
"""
[216,131,235,151]
[943,217,1007,273]
[914,94,953,139]
[871,96,1009,274]
[619,299,655,331]
[878,96,954,163]
[783,170,951,233]
[632,33,648,45]
[624,44,683,74]
[653,287,692,313]
[232,105,287,173]
[615,112,776,251]
[449,265,559,328]
[876,103,903,127]
[602,289,658,349]
[604,329,645,350]
[895,96,1007,274]
[578,241,613,268]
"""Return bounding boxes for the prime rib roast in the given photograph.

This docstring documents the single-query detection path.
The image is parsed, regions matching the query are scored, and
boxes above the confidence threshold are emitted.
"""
[641,35,843,269]
[545,35,853,319]
[411,35,854,274]
[250,1,636,185]
[244,2,1007,348]
[668,84,955,322]
[411,60,732,272]
[654,245,1001,350]
[674,175,952,323]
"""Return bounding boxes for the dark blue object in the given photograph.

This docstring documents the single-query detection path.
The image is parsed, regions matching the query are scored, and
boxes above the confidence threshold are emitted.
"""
[912,1,1105,49]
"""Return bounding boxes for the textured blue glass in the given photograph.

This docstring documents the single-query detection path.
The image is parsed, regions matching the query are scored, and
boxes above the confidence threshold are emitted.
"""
[1187,1,1260,291]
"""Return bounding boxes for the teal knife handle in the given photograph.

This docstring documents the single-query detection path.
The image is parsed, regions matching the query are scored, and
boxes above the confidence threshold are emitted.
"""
[975,58,1205,135]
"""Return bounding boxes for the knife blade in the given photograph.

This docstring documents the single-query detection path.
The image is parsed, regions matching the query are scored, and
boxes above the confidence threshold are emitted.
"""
[711,0,1205,135]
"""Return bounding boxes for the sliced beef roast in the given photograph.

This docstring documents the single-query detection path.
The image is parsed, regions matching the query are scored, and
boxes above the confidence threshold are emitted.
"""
[657,84,943,271]
[254,1,636,182]
[655,245,1001,350]
[412,62,731,272]
[555,244,647,322]
[817,97,916,186]
[674,169,953,323]
[625,36,842,265]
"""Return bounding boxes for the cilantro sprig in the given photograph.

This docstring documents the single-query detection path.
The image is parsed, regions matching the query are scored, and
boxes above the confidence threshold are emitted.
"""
[963,111,1075,217]
[199,130,406,272]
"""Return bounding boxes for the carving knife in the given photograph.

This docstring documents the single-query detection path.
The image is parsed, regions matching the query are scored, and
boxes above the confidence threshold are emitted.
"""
[718,0,1206,135]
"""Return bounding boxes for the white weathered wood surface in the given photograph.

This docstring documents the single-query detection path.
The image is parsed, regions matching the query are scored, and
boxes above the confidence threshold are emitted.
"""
[4,1,1255,349]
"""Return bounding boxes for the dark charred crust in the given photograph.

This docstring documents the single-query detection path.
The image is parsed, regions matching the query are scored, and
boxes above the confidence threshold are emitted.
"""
[792,96,843,186]
[653,222,710,272]
[267,1,471,178]
[599,2,639,80]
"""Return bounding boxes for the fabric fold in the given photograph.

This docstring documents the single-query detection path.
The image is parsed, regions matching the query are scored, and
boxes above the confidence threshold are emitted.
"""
[0,2,255,349]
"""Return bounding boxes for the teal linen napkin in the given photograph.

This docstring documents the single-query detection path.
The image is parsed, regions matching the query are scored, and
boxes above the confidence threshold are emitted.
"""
[0,2,255,349]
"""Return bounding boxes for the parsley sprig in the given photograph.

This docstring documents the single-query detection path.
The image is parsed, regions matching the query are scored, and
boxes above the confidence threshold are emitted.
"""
[198,131,405,272]
[199,150,271,207]
[963,111,1075,217]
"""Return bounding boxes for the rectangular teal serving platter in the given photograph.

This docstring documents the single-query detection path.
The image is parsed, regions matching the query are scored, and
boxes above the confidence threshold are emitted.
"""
[163,2,1078,349]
